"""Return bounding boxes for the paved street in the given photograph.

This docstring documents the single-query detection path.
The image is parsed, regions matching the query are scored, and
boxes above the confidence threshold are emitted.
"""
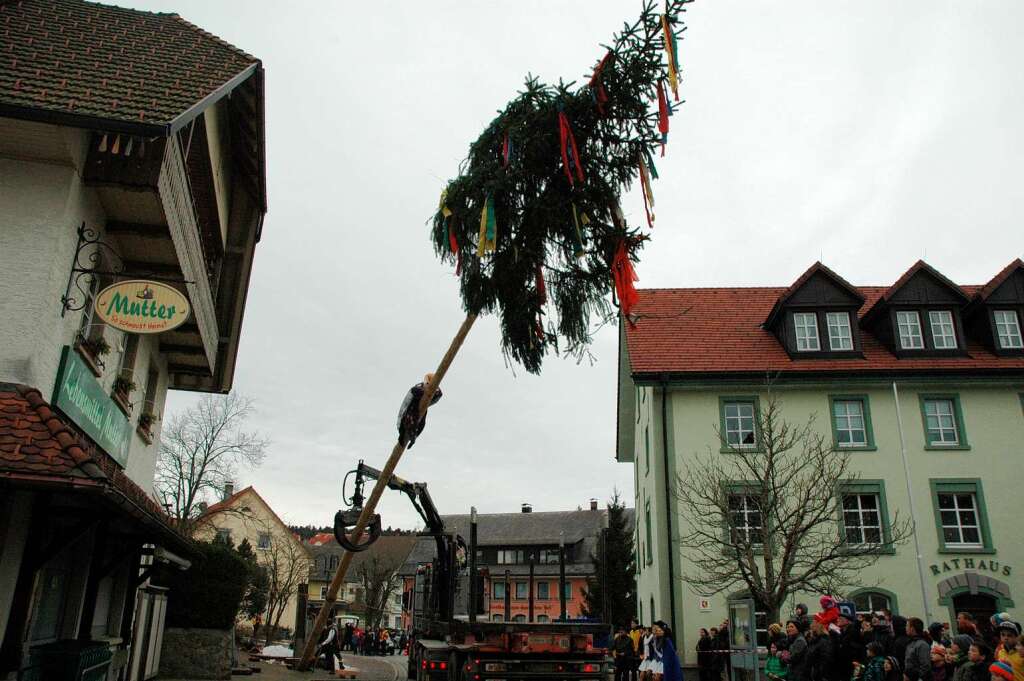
[247,653,407,681]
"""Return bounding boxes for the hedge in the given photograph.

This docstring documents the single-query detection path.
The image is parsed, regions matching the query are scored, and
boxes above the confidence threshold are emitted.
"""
[160,540,251,629]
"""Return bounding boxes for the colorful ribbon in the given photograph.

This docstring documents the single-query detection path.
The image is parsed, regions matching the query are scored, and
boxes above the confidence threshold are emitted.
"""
[611,240,640,318]
[588,50,614,116]
[657,80,670,156]
[571,203,590,258]
[662,13,680,101]
[638,154,655,228]
[439,189,461,274]
[477,194,497,257]
[502,131,512,167]
[536,265,547,305]
[558,111,585,187]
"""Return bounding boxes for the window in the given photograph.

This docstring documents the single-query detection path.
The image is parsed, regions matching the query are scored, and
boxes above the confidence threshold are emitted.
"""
[644,498,653,566]
[728,494,763,546]
[994,310,1023,349]
[852,591,893,616]
[565,583,574,600]
[896,311,924,349]
[793,312,820,351]
[842,494,882,545]
[721,399,757,449]
[921,396,968,448]
[492,614,503,622]
[258,532,271,550]
[929,310,957,349]
[215,528,231,544]
[537,615,550,623]
[497,549,524,564]
[492,582,506,599]
[513,614,526,623]
[930,479,992,553]
[320,586,328,600]
[539,549,559,564]
[826,312,853,351]
[537,582,550,600]
[515,582,528,600]
[830,396,874,449]
[118,334,139,381]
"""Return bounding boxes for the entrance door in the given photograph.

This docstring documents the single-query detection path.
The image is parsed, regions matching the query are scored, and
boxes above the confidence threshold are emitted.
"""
[952,593,998,641]
[728,598,760,681]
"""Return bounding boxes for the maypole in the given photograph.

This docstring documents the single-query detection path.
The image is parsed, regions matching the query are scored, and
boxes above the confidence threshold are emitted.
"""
[298,0,693,669]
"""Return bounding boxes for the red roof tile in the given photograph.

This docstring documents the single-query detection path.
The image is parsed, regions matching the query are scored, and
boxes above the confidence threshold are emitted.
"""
[0,382,184,538]
[0,0,256,130]
[624,283,1024,377]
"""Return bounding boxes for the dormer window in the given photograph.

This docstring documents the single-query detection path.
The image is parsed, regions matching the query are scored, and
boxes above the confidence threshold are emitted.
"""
[793,313,820,351]
[994,310,1023,349]
[826,312,853,350]
[896,311,924,349]
[928,311,957,349]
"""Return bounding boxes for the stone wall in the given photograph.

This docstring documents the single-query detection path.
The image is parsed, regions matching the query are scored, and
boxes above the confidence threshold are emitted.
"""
[158,627,232,680]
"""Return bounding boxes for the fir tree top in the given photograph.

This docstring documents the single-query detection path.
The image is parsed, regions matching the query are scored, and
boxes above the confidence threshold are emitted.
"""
[432,0,692,373]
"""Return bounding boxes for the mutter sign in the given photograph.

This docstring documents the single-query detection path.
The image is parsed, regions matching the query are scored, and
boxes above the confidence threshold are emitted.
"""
[94,280,191,334]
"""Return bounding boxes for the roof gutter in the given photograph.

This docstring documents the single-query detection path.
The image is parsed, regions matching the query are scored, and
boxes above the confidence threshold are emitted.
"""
[660,378,677,634]
[167,62,258,135]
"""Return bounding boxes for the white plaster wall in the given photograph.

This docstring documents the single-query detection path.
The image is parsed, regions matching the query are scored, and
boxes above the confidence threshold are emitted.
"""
[0,125,168,494]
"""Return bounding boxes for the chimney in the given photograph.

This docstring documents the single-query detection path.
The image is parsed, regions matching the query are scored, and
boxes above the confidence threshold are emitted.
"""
[589,498,598,511]
[521,503,532,513]
[223,482,234,501]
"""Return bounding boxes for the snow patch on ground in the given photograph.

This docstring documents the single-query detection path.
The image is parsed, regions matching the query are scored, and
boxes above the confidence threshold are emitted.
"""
[261,644,293,657]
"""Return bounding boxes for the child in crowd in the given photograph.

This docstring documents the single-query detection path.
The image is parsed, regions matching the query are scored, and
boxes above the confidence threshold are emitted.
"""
[853,642,887,681]
[765,641,787,681]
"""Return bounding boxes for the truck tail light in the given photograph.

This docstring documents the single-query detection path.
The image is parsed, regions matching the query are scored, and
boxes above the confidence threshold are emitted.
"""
[440,662,447,670]
[583,663,598,672]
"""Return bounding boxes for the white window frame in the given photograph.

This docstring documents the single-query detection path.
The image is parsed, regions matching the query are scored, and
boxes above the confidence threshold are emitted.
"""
[852,592,892,617]
[937,492,982,549]
[896,310,924,349]
[924,399,959,445]
[928,310,957,349]
[723,401,757,449]
[842,493,883,545]
[833,399,867,448]
[994,310,1023,349]
[728,494,763,546]
[793,312,821,351]
[826,311,853,351]
[257,532,271,550]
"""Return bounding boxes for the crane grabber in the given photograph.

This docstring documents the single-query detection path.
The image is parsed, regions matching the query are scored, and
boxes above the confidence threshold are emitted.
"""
[296,313,476,671]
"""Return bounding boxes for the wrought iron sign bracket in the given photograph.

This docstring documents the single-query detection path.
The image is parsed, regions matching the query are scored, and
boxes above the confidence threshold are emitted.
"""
[61,223,195,317]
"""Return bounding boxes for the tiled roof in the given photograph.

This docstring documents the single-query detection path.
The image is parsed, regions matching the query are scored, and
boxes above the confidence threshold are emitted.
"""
[977,258,1024,301]
[624,284,1024,377]
[0,382,186,542]
[200,485,313,556]
[0,0,257,131]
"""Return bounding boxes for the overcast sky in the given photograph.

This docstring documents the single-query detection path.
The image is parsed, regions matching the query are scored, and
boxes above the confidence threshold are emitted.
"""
[127,1,1023,530]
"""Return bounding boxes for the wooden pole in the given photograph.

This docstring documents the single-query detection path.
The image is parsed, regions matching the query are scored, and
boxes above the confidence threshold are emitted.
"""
[296,313,477,670]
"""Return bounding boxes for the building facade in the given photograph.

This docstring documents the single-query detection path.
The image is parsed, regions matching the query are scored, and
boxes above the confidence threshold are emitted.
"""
[618,260,1024,667]
[196,487,311,639]
[0,1,266,678]
[399,503,632,628]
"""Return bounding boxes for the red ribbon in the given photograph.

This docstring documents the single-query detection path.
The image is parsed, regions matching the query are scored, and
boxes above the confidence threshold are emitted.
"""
[558,112,584,187]
[611,241,640,318]
[536,265,547,305]
[589,50,613,116]
[638,157,654,229]
[657,80,670,157]
[502,131,510,167]
[447,221,461,275]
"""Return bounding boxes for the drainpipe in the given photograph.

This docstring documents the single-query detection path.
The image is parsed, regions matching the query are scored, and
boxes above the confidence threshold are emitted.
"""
[892,381,933,622]
[660,380,678,633]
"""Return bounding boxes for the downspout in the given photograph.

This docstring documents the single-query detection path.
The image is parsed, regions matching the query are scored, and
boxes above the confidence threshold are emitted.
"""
[660,380,678,633]
[892,381,933,622]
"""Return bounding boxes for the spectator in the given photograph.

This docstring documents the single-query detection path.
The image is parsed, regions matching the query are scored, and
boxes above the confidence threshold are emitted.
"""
[784,620,810,681]
[765,641,788,681]
[957,642,993,681]
[873,615,894,656]
[882,656,902,681]
[991,662,1016,681]
[805,620,835,681]
[930,645,948,681]
[836,600,866,679]
[957,613,979,639]
[947,635,973,680]
[892,617,911,671]
[614,627,636,681]
[696,628,715,681]
[855,642,887,681]
[904,617,933,681]
[931,623,951,650]
[994,621,1022,681]
[794,604,812,634]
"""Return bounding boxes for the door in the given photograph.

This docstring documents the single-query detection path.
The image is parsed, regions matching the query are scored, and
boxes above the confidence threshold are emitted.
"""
[728,598,759,681]
[952,593,998,641]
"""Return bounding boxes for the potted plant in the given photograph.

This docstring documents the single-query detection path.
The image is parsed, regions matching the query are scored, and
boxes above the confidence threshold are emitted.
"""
[75,333,111,375]
[137,410,157,444]
[111,375,136,414]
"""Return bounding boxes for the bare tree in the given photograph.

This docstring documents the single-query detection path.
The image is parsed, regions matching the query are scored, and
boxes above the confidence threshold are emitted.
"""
[356,553,404,630]
[155,393,268,536]
[674,389,912,622]
[262,530,311,645]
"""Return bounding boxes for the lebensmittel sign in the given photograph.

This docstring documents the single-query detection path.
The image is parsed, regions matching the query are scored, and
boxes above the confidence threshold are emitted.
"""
[52,346,132,466]
[94,280,191,334]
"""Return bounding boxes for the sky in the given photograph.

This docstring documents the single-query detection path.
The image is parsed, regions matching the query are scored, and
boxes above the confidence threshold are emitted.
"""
[124,0,1024,530]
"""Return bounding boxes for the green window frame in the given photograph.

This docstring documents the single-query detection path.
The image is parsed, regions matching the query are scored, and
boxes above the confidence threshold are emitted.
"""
[719,396,761,452]
[828,395,876,451]
[919,394,970,450]
[928,479,994,554]
[848,588,899,616]
[644,497,653,566]
[837,480,895,554]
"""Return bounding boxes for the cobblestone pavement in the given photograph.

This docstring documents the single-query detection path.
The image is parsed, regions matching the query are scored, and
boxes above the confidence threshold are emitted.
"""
[246,653,406,681]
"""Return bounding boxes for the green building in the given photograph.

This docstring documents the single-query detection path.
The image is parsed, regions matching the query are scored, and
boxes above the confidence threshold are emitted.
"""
[617,260,1024,667]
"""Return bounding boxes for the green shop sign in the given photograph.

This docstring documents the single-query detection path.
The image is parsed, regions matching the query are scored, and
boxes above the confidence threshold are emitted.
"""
[52,346,132,467]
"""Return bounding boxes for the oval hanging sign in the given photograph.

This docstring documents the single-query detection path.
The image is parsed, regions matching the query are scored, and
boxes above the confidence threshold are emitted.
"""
[94,280,191,334]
